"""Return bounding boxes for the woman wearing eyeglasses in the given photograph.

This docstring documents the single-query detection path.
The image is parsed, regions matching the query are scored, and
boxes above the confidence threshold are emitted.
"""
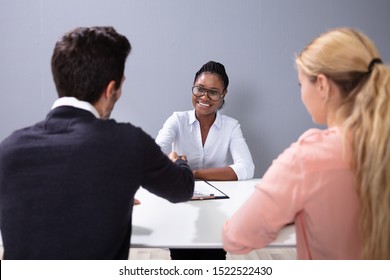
[156,61,254,182]
[155,61,255,260]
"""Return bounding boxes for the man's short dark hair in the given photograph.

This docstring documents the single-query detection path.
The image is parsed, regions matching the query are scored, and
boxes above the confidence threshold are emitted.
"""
[51,26,131,103]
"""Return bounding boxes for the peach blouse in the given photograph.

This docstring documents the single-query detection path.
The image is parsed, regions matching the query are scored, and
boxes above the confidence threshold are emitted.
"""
[222,127,362,259]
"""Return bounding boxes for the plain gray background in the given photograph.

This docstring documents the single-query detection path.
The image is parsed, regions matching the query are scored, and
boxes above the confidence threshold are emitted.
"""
[1,0,389,177]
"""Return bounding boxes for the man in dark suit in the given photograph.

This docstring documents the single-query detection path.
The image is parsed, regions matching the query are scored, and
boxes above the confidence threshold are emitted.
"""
[0,26,194,260]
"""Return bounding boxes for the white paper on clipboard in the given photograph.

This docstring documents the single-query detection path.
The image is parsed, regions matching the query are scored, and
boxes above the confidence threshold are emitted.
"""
[191,180,229,200]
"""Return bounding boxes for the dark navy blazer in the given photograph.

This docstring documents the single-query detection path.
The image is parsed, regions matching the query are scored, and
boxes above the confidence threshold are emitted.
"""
[0,106,194,259]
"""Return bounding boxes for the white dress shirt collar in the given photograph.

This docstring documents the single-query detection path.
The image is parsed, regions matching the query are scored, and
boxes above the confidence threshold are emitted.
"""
[51,97,100,119]
[188,109,222,129]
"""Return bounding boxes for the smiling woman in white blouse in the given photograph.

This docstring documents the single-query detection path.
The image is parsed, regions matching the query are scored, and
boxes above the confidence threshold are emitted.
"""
[156,61,255,260]
[156,61,255,182]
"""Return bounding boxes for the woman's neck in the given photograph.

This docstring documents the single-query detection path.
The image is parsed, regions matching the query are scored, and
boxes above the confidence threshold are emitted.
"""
[196,112,217,128]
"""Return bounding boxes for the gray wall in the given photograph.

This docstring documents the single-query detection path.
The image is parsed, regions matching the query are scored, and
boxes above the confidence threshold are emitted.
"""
[1,0,389,176]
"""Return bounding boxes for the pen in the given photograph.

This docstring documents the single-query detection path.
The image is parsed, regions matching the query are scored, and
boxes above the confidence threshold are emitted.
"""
[192,194,215,200]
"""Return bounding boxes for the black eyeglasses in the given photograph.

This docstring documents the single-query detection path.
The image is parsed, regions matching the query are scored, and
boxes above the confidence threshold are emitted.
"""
[192,86,224,101]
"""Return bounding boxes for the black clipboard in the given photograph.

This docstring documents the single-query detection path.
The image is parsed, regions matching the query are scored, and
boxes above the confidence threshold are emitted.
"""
[191,180,229,200]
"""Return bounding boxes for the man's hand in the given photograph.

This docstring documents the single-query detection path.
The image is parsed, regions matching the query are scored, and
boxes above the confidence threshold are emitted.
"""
[168,151,187,162]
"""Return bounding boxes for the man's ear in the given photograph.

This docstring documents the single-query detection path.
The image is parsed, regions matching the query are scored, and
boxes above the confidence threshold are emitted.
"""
[103,80,117,99]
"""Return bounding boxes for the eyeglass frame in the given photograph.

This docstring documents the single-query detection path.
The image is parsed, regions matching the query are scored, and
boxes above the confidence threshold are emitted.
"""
[192,86,225,101]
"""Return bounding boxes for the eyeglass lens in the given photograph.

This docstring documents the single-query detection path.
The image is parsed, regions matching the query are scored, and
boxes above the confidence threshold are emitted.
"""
[192,86,221,101]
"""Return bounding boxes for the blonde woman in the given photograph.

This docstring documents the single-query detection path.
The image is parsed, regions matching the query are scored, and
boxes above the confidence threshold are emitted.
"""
[222,28,390,259]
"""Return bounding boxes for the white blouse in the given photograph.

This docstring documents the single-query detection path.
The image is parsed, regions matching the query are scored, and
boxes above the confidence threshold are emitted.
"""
[156,110,255,180]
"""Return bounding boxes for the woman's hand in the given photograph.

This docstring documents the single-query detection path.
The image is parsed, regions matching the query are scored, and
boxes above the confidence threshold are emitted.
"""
[168,151,187,162]
[133,198,141,205]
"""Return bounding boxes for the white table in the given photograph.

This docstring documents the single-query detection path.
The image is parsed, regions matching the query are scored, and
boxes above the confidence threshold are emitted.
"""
[0,180,295,250]
[131,179,296,249]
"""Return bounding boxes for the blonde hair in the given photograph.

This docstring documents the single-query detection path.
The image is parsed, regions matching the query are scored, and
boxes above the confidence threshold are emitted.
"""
[296,28,390,259]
